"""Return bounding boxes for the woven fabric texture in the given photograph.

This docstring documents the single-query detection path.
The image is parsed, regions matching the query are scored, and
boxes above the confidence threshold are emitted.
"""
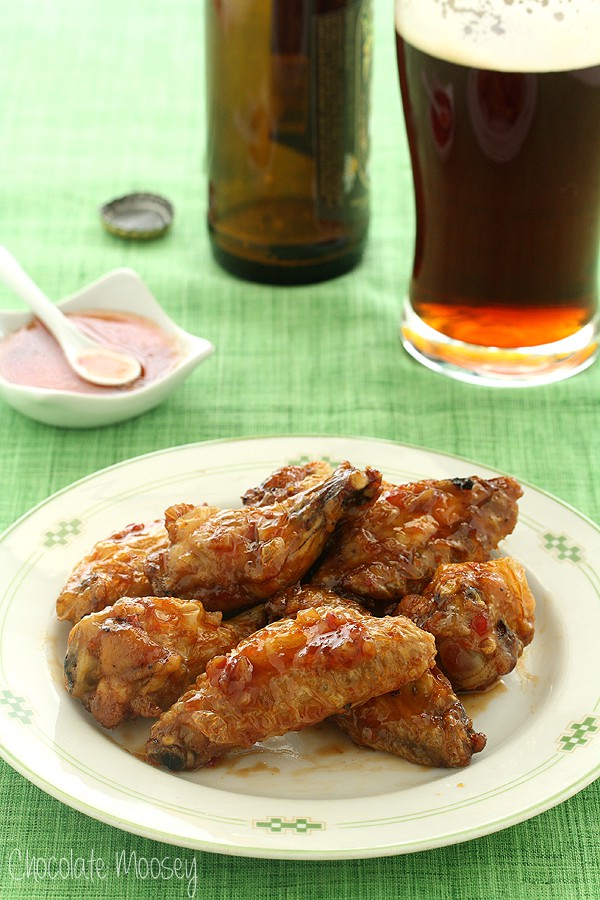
[0,1,598,898]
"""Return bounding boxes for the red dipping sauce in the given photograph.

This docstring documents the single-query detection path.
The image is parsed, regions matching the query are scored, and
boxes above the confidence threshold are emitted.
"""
[0,310,180,394]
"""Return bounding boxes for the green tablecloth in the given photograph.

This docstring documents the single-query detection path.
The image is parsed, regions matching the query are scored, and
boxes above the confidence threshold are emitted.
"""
[0,1,598,897]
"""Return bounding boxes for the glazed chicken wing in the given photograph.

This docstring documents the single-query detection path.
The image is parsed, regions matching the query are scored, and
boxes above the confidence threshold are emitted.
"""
[311,476,522,605]
[242,460,333,506]
[145,462,382,614]
[265,583,368,621]
[163,502,220,543]
[56,520,169,624]
[334,665,486,768]
[145,601,436,771]
[266,586,485,767]
[64,596,267,729]
[397,557,535,692]
[55,503,219,625]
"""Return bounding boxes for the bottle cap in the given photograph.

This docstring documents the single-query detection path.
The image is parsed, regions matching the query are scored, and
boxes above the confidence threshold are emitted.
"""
[100,193,174,240]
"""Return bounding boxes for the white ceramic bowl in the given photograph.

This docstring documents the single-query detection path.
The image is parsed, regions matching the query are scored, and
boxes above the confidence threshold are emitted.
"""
[0,268,214,428]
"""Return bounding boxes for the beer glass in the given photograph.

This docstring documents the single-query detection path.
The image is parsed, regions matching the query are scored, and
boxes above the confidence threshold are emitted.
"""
[395,0,600,385]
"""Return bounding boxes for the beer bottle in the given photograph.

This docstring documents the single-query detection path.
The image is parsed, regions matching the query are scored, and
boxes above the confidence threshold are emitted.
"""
[205,0,373,285]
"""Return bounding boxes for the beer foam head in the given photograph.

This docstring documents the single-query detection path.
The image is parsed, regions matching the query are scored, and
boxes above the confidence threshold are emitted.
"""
[395,0,600,72]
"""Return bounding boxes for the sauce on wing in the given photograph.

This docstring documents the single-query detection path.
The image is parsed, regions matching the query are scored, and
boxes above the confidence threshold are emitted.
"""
[0,310,179,393]
[206,606,376,698]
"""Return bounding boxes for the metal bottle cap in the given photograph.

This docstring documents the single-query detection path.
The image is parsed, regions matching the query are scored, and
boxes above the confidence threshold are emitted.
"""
[100,193,174,240]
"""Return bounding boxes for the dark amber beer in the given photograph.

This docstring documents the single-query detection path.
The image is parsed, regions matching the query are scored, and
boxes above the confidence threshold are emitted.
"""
[395,0,600,384]
[205,0,372,285]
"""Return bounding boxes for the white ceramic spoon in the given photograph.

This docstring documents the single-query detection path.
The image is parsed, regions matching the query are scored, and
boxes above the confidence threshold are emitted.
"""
[0,246,142,387]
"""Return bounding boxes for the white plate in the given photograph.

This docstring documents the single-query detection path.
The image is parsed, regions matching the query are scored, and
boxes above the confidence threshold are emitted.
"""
[0,436,599,859]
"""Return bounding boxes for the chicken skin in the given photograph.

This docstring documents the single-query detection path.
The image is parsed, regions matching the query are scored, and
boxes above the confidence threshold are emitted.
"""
[242,460,333,506]
[397,557,535,692]
[55,505,219,625]
[334,665,486,768]
[311,476,522,606]
[163,502,220,543]
[145,462,382,615]
[56,519,169,624]
[145,602,436,771]
[64,596,267,729]
[265,583,368,621]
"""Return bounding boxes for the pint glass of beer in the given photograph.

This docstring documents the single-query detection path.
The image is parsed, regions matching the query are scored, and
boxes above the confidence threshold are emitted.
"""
[395,0,600,385]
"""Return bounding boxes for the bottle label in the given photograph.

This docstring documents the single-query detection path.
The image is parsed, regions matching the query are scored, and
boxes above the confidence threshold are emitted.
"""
[312,0,372,223]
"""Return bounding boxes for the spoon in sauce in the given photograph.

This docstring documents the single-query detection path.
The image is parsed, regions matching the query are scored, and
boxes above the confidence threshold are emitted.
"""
[0,246,142,387]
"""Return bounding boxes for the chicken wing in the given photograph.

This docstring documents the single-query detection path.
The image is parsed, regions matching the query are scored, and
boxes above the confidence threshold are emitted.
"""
[265,583,368,621]
[242,460,333,506]
[64,596,267,729]
[163,502,220,543]
[145,462,382,614]
[311,476,522,605]
[266,586,485,767]
[145,602,436,770]
[397,557,535,692]
[55,503,219,625]
[56,520,169,624]
[334,666,486,767]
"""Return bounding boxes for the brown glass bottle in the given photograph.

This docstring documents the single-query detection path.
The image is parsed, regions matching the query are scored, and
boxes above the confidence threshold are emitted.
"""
[205,0,372,284]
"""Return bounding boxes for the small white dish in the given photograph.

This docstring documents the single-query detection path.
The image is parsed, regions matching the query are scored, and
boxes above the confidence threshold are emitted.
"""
[0,268,214,428]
